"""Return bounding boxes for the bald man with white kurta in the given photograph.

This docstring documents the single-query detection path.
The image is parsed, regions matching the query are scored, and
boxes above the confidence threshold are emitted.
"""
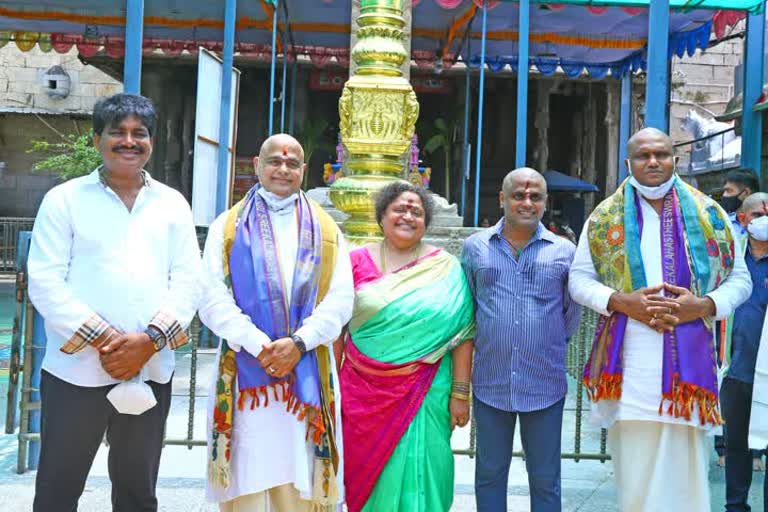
[569,128,751,511]
[200,134,353,511]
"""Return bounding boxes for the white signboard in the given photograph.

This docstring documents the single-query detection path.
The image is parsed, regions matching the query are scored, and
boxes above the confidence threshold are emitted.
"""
[192,48,240,226]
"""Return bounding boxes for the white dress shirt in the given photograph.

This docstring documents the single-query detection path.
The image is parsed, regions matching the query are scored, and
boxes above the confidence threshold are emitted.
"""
[200,200,353,503]
[27,169,202,387]
[569,196,752,431]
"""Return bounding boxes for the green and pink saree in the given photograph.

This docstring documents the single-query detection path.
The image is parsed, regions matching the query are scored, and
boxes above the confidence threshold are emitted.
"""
[340,247,475,512]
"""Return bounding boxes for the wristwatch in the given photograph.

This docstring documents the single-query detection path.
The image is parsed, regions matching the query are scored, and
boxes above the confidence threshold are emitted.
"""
[144,325,167,352]
[290,334,307,355]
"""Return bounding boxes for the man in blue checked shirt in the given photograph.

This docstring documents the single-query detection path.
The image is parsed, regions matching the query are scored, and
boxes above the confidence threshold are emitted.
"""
[461,167,581,512]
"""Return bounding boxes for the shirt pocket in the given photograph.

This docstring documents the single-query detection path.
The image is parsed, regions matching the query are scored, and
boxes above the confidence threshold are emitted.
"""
[475,265,501,290]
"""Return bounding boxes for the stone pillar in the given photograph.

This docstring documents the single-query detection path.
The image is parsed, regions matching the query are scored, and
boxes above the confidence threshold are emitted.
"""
[330,0,419,243]
[402,0,411,81]
[535,80,550,172]
[570,111,583,179]
[582,84,597,214]
[604,80,619,195]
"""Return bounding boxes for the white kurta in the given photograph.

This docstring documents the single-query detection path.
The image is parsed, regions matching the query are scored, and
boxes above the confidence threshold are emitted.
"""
[569,197,752,431]
[569,196,752,511]
[199,204,354,504]
[749,304,768,449]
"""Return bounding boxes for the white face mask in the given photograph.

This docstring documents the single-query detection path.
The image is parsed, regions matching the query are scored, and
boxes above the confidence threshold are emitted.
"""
[106,376,157,415]
[257,187,298,215]
[629,174,676,200]
[748,215,768,242]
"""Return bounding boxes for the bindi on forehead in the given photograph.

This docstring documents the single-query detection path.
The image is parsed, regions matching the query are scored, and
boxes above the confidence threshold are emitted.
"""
[282,145,288,156]
[394,198,423,210]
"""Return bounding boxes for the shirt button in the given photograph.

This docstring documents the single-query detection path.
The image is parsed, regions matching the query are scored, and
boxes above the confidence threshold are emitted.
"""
[514,321,519,325]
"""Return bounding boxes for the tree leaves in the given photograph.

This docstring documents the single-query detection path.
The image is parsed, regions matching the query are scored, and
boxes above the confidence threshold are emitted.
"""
[28,131,102,180]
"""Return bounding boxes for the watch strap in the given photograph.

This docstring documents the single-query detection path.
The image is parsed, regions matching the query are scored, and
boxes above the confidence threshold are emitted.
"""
[144,325,167,352]
[290,334,307,355]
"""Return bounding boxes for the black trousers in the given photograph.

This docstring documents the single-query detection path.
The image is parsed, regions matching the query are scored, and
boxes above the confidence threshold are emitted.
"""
[33,370,172,512]
[722,377,768,512]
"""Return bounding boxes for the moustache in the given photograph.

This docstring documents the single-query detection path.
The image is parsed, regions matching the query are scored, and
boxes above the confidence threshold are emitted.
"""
[112,145,143,153]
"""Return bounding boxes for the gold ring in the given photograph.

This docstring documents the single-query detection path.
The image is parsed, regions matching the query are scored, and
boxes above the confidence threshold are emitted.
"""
[269,366,276,374]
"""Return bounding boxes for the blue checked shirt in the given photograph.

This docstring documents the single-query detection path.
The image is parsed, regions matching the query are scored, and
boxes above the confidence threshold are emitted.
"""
[461,220,581,412]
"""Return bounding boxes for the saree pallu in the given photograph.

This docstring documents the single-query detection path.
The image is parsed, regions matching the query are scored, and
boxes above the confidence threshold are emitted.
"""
[340,248,475,512]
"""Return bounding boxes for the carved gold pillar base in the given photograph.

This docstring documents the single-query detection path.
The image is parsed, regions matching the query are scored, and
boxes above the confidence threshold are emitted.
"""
[330,0,419,245]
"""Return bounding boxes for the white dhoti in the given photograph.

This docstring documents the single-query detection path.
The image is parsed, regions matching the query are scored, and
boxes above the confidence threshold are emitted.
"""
[608,421,710,512]
[219,484,311,512]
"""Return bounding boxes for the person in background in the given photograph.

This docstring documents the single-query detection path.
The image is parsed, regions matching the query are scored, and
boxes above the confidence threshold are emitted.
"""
[721,169,760,236]
[721,192,768,512]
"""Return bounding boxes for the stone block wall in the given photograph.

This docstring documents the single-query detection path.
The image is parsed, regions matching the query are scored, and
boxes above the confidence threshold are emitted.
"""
[669,21,745,146]
[0,42,120,217]
[0,113,92,217]
[0,42,121,113]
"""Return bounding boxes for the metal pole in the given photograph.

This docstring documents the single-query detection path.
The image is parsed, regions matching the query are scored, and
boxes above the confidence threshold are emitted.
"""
[619,72,632,183]
[461,37,472,219]
[741,8,766,187]
[473,0,488,228]
[515,0,530,168]
[645,0,670,131]
[27,308,45,470]
[123,0,144,94]
[280,51,288,133]
[268,0,279,136]
[216,0,237,215]
[288,60,298,135]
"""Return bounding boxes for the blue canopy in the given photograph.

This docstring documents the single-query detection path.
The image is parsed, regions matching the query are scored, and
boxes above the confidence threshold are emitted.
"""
[0,0,737,77]
[544,170,599,192]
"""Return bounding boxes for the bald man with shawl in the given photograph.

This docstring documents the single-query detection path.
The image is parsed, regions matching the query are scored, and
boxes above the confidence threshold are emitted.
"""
[200,134,353,512]
[569,128,751,511]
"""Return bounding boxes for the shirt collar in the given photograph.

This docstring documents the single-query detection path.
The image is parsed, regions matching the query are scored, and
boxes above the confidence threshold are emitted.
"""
[94,165,151,188]
[747,242,768,262]
[491,219,553,244]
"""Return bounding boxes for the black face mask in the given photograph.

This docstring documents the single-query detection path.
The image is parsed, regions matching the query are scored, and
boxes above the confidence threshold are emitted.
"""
[719,195,743,214]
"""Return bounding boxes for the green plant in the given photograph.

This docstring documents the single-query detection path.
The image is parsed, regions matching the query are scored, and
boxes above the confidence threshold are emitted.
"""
[295,117,335,189]
[422,110,462,199]
[28,131,102,180]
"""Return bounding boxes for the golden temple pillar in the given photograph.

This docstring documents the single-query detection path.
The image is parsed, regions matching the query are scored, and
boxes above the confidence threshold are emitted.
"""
[330,0,419,244]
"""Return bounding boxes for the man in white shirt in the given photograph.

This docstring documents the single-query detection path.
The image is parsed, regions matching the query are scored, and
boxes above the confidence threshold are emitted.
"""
[569,128,752,512]
[200,133,353,511]
[28,93,202,511]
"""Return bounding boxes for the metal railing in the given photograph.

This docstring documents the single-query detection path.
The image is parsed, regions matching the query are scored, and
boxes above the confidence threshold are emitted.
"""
[675,127,740,176]
[7,243,611,474]
[0,218,34,273]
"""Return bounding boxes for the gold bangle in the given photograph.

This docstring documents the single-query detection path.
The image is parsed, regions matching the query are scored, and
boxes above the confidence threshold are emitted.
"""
[450,391,470,401]
[452,383,471,393]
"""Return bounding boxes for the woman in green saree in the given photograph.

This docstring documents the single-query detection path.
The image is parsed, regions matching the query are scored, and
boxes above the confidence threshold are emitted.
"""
[338,181,475,512]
